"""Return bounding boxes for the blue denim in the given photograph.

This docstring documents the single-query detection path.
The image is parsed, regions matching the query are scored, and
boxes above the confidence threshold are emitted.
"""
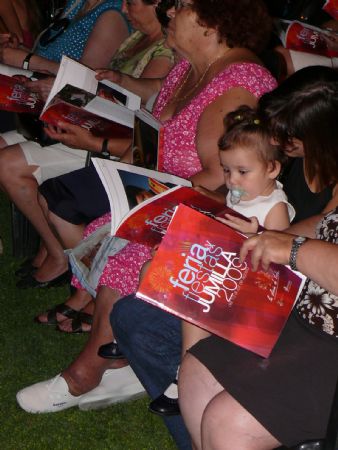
[112,295,192,450]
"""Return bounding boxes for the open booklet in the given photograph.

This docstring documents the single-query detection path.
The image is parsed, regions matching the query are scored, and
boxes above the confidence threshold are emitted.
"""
[67,158,193,296]
[137,204,306,358]
[275,19,338,57]
[39,56,142,138]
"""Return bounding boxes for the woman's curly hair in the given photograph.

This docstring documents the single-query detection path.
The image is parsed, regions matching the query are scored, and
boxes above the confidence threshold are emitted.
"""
[191,0,272,53]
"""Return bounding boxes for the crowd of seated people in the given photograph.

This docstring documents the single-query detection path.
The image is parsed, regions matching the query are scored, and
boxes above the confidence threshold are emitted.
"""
[0,1,337,450]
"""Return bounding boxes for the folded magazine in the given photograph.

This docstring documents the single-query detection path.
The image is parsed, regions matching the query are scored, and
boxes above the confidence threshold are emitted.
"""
[275,19,338,57]
[137,204,306,358]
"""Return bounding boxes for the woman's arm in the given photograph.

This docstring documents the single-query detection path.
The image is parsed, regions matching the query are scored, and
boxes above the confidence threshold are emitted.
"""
[240,230,338,296]
[0,9,129,75]
[191,87,258,190]
[80,10,129,69]
[96,70,163,104]
[0,0,23,43]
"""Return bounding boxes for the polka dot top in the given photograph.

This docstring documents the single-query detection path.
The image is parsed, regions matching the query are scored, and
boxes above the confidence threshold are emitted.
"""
[152,59,277,180]
[36,0,126,62]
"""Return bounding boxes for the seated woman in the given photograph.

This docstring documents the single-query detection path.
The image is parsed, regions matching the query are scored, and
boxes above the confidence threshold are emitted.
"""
[0,0,42,48]
[16,0,276,413]
[112,67,338,449]
[0,0,174,286]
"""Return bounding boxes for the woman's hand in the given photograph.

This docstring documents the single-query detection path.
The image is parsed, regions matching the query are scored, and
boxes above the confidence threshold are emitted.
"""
[43,122,102,151]
[25,77,55,101]
[239,231,294,271]
[217,214,259,235]
[95,69,122,85]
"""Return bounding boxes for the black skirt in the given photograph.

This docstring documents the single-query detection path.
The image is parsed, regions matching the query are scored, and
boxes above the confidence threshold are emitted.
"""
[39,163,110,225]
[189,312,338,447]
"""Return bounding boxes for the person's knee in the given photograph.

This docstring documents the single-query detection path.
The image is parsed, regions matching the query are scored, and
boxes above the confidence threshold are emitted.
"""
[0,144,25,180]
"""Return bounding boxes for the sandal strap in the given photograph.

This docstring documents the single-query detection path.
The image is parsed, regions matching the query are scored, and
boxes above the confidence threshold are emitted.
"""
[70,312,93,333]
[46,303,78,324]
[76,311,93,325]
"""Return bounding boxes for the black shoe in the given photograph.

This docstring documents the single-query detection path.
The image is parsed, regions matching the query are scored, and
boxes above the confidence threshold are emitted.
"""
[16,270,71,289]
[98,341,125,359]
[148,394,180,416]
[15,258,38,278]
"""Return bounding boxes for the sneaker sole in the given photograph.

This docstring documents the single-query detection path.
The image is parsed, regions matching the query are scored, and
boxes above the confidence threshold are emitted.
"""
[78,391,146,411]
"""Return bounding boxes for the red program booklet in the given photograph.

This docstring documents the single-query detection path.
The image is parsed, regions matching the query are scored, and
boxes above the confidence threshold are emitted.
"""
[283,20,338,57]
[137,204,305,358]
[323,0,338,20]
[0,73,44,114]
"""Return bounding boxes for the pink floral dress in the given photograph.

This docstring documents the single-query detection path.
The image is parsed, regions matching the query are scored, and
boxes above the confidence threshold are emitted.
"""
[72,61,277,296]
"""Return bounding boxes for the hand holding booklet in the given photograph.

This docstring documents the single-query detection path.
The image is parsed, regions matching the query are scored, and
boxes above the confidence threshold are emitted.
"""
[137,204,306,358]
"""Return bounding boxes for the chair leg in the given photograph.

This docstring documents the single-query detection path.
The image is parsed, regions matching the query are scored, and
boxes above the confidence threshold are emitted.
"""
[11,203,40,258]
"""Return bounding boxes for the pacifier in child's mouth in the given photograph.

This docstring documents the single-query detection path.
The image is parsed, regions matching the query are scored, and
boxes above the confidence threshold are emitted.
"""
[229,187,246,205]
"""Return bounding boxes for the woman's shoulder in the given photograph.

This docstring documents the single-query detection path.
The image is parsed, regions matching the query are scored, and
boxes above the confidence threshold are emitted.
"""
[215,62,277,96]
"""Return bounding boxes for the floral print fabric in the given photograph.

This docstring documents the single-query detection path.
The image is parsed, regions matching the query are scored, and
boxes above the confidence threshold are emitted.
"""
[296,207,338,339]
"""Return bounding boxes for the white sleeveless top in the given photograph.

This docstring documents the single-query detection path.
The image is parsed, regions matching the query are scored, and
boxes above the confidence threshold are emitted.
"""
[226,181,295,226]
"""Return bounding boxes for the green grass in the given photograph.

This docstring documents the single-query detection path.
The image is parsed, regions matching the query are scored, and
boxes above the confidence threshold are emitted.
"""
[0,193,176,450]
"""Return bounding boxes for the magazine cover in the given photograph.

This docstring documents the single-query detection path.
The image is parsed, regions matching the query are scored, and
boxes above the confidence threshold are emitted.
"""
[137,204,306,358]
[40,84,133,139]
[284,20,338,57]
[323,0,338,20]
[0,73,44,113]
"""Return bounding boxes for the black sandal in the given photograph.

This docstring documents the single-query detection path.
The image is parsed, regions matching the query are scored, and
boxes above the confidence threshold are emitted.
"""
[34,302,79,325]
[56,311,93,334]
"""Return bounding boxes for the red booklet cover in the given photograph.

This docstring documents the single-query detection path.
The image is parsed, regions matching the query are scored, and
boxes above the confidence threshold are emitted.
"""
[285,21,338,57]
[323,0,338,20]
[115,185,241,248]
[40,84,133,139]
[137,204,305,358]
[0,74,44,114]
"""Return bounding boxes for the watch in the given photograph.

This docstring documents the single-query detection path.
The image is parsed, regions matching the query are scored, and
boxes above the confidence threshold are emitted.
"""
[22,52,33,70]
[289,236,307,271]
[100,138,110,159]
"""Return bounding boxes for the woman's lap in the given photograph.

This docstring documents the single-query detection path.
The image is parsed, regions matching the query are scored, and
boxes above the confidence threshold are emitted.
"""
[2,130,88,185]
[71,212,152,297]
[39,164,110,224]
[189,313,338,447]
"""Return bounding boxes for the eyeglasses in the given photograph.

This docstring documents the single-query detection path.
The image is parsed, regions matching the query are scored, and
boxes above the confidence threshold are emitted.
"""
[175,0,193,10]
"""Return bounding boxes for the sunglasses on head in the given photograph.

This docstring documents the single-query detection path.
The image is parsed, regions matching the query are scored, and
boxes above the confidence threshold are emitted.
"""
[174,0,193,9]
[39,16,70,47]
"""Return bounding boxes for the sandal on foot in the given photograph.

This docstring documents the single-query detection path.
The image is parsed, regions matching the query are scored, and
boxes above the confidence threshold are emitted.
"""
[34,302,79,325]
[56,311,93,334]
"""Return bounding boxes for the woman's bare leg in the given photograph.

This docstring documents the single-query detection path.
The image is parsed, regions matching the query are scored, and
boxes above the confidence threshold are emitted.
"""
[62,286,126,396]
[179,354,281,450]
[0,144,67,281]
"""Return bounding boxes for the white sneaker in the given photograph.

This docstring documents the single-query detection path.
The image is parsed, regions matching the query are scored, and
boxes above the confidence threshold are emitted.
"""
[16,374,82,413]
[78,366,146,411]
